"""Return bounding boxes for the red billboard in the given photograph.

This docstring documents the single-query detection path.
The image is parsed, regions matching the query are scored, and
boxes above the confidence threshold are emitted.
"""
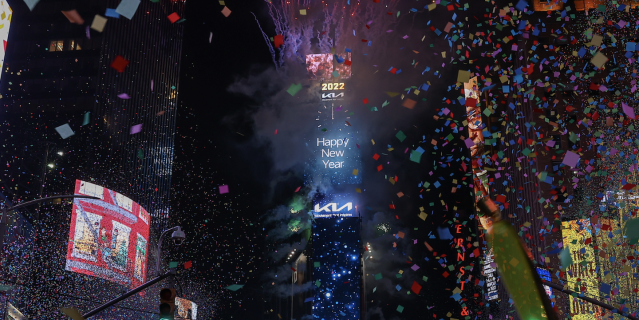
[65,180,150,289]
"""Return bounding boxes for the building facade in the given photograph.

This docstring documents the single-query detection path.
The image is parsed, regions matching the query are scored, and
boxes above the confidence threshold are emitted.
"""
[0,0,184,317]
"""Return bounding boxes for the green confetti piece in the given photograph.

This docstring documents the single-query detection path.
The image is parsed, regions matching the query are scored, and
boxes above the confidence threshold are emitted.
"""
[396,130,407,142]
[286,83,302,96]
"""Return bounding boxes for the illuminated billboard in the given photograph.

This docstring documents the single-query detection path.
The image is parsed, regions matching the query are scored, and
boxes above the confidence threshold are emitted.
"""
[313,136,362,185]
[176,297,198,320]
[0,2,10,83]
[312,217,361,319]
[312,193,356,218]
[536,267,553,306]
[483,248,499,301]
[561,219,604,319]
[306,53,351,80]
[65,180,150,289]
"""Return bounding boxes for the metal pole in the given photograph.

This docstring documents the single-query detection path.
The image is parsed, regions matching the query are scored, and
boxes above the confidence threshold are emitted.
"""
[82,270,175,319]
[541,280,639,320]
[156,226,180,277]
[38,143,52,214]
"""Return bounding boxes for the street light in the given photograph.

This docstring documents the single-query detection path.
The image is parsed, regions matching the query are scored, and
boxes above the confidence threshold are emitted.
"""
[156,226,186,276]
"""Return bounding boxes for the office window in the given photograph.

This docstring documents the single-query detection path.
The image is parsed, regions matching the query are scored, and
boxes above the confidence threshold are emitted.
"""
[49,40,64,51]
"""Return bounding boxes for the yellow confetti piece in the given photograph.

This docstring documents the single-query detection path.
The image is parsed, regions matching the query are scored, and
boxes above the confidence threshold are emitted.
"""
[352,169,359,175]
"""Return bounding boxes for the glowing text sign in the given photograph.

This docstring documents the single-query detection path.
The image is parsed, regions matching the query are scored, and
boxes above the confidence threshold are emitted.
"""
[321,82,345,91]
[317,138,349,169]
[484,250,499,301]
[321,92,345,101]
[313,202,355,218]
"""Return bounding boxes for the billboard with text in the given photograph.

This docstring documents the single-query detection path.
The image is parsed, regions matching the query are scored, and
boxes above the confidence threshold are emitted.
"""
[65,180,150,289]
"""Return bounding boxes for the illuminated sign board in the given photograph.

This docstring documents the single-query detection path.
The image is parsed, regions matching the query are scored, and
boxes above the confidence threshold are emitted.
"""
[313,194,356,218]
[321,82,345,91]
[314,202,353,213]
[483,249,499,301]
[176,297,198,320]
[0,2,10,84]
[536,267,553,306]
[306,53,351,80]
[321,92,345,101]
[317,138,350,169]
[561,219,604,319]
[65,180,150,289]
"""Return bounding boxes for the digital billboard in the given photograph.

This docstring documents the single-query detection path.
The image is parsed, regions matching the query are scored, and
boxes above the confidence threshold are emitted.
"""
[313,136,362,185]
[0,1,10,83]
[176,297,198,320]
[536,267,553,306]
[311,217,361,319]
[312,193,356,218]
[306,53,351,80]
[561,219,604,319]
[65,180,150,289]
[483,248,499,301]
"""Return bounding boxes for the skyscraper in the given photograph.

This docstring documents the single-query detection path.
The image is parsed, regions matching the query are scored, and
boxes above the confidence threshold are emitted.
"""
[0,0,185,317]
[1,0,184,234]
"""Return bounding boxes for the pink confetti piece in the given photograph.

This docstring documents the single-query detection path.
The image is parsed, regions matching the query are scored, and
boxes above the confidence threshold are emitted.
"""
[130,124,142,134]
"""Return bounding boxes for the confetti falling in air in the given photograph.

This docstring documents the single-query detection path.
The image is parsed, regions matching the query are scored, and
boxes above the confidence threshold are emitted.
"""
[6,0,639,319]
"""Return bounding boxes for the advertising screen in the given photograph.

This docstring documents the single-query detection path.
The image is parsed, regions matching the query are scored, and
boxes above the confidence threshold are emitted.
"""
[561,219,604,319]
[176,297,198,320]
[313,135,362,185]
[312,217,361,319]
[483,248,499,301]
[65,180,150,289]
[0,2,10,83]
[312,193,356,218]
[306,53,351,80]
[535,267,553,306]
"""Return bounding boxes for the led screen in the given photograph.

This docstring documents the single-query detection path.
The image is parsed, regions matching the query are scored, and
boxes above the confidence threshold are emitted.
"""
[313,135,362,185]
[312,193,356,218]
[535,267,553,306]
[65,180,150,289]
[0,2,10,83]
[561,219,604,319]
[306,53,351,80]
[312,217,361,319]
[176,297,198,320]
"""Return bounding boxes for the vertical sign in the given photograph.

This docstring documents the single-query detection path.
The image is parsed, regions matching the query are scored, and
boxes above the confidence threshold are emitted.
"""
[483,248,499,301]
[561,219,604,319]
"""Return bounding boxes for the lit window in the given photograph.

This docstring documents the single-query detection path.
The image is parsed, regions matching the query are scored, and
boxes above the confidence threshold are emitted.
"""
[49,40,64,51]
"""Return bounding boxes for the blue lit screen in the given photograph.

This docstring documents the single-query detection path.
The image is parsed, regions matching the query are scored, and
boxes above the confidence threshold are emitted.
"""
[312,217,361,319]
[536,267,553,306]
